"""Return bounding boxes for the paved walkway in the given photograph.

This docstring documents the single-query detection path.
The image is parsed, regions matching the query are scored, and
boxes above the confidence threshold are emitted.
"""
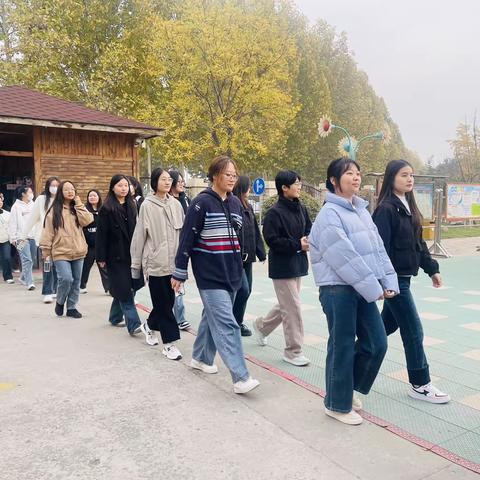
[1,238,479,479]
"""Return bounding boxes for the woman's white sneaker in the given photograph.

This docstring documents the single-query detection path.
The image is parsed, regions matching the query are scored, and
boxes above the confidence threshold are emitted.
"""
[252,318,267,346]
[283,355,310,366]
[233,377,260,394]
[190,358,218,374]
[408,383,451,404]
[325,407,363,425]
[162,344,182,361]
[352,395,363,411]
[140,322,159,346]
[43,295,53,304]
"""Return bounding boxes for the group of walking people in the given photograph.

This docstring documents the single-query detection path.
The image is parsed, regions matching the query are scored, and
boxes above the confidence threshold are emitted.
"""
[0,154,450,422]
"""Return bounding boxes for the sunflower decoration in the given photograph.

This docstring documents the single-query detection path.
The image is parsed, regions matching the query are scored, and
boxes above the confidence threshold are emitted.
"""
[318,116,333,138]
[381,124,392,145]
[338,136,355,158]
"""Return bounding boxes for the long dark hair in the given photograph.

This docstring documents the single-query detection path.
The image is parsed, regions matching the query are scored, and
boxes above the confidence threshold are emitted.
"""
[85,189,103,212]
[42,176,60,212]
[102,174,137,218]
[233,175,250,209]
[127,175,144,199]
[48,181,80,231]
[377,159,422,230]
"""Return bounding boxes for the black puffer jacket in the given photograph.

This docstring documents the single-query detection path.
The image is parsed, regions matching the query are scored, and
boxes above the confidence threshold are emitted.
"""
[262,196,311,279]
[373,195,439,277]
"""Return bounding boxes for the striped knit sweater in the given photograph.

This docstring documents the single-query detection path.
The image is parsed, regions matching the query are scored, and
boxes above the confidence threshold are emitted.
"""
[173,188,244,292]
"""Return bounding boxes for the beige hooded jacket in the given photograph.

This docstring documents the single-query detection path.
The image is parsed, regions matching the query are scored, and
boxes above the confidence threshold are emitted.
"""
[130,194,184,278]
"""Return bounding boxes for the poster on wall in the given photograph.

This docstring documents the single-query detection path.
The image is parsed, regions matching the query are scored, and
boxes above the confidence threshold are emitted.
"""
[414,183,434,219]
[446,183,480,220]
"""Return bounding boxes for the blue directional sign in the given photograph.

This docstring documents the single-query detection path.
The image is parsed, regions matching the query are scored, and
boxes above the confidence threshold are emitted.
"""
[252,177,266,195]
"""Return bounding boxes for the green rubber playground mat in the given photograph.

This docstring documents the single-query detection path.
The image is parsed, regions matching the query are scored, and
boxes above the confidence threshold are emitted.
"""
[135,255,480,467]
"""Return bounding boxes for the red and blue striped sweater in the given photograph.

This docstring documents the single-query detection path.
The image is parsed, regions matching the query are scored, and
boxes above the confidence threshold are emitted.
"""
[173,188,243,292]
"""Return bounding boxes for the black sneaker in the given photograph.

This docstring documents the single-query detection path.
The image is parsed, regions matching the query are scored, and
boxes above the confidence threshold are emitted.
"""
[240,324,252,337]
[55,302,64,317]
[66,309,82,319]
[178,321,191,330]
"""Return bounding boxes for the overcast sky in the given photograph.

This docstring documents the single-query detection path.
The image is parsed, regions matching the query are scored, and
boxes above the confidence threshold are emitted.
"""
[295,0,480,164]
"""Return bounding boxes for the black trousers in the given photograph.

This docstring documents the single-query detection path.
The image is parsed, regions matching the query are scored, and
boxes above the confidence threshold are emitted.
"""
[147,275,180,344]
[80,246,109,291]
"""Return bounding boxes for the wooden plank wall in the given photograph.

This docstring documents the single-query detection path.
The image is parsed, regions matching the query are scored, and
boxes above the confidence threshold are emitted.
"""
[35,127,139,201]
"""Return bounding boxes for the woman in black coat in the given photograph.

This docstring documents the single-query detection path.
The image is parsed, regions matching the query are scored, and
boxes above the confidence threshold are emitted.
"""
[232,176,266,336]
[80,189,109,294]
[96,175,143,335]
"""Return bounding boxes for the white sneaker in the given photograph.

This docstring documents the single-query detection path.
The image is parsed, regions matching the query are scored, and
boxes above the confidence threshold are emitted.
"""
[233,377,260,394]
[43,295,53,304]
[162,344,182,361]
[52,293,57,299]
[283,355,310,366]
[325,407,363,425]
[6,279,14,284]
[140,322,159,346]
[190,358,218,374]
[80,288,87,294]
[352,395,363,411]
[252,318,267,346]
[27,284,35,291]
[408,383,451,404]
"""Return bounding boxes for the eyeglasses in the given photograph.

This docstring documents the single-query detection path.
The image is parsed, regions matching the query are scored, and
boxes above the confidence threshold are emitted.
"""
[292,181,302,186]
[223,173,238,180]
[160,177,173,182]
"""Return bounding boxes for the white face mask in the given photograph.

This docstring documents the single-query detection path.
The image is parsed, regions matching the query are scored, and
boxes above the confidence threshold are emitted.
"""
[27,192,34,201]
[49,186,58,195]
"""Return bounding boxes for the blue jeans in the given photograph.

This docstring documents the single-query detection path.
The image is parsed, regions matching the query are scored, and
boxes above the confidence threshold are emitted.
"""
[320,285,388,413]
[42,261,58,295]
[194,289,250,383]
[54,259,83,310]
[233,262,253,326]
[382,276,430,386]
[18,239,37,286]
[109,295,141,334]
[173,294,186,325]
[0,241,13,280]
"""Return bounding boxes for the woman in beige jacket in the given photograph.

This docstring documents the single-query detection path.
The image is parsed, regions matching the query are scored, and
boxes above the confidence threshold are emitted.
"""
[130,167,184,360]
[40,181,93,319]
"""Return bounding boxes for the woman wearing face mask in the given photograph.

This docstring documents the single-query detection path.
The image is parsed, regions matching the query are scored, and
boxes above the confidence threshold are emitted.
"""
[0,193,14,284]
[373,160,450,404]
[309,158,399,425]
[22,177,61,303]
[79,189,109,295]
[40,181,93,318]
[96,175,143,335]
[9,186,37,290]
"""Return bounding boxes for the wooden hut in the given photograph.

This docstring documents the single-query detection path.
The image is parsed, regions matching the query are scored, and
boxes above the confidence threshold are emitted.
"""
[0,85,164,207]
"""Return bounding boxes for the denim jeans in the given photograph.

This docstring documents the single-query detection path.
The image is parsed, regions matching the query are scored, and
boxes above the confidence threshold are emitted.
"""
[193,289,249,383]
[42,261,58,295]
[382,276,430,386]
[173,294,186,325]
[109,295,141,334]
[54,259,83,310]
[0,241,13,280]
[233,262,253,326]
[320,285,388,413]
[18,238,37,286]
